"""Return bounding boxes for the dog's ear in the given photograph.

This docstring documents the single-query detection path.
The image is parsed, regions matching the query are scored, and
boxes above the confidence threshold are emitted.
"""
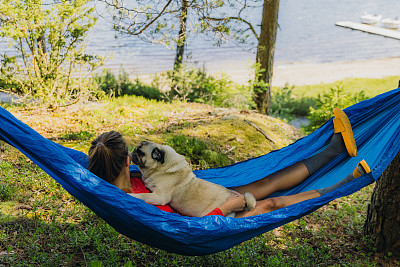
[151,147,165,164]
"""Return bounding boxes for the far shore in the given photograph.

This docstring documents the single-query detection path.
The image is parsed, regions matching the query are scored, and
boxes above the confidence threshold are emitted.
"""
[130,56,400,87]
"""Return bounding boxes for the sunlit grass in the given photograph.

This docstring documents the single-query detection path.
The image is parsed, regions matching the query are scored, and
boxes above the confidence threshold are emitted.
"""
[283,75,398,99]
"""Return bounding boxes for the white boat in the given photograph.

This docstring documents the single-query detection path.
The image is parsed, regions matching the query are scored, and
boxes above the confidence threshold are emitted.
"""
[360,12,382,24]
[382,18,400,29]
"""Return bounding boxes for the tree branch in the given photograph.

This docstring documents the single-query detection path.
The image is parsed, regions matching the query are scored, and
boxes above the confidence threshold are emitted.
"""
[104,0,174,36]
[204,16,259,40]
[133,0,174,35]
[244,119,276,143]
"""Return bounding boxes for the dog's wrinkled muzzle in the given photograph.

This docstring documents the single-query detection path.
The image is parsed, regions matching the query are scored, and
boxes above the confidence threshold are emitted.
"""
[131,148,145,167]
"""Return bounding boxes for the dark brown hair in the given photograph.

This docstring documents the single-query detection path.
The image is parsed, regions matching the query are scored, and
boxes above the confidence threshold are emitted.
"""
[88,131,129,183]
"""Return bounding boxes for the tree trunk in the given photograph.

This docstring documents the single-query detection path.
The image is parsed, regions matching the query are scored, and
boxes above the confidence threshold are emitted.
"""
[364,151,400,256]
[170,0,188,100]
[37,32,47,55]
[254,0,280,115]
[173,0,188,70]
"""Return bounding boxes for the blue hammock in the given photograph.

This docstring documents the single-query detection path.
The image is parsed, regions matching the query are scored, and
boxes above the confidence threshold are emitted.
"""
[1,87,400,256]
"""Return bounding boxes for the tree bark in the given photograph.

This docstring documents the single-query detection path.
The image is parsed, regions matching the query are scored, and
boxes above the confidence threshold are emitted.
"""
[173,0,188,70]
[254,0,280,115]
[364,151,400,256]
[37,33,47,55]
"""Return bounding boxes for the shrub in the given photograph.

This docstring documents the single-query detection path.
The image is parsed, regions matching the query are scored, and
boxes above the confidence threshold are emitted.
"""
[97,65,255,109]
[304,84,368,133]
[169,65,213,102]
[126,78,163,101]
[271,85,317,120]
[271,85,295,119]
[94,69,123,97]
[0,0,103,108]
[152,65,218,102]
[94,69,163,100]
[153,64,255,109]
[216,81,255,110]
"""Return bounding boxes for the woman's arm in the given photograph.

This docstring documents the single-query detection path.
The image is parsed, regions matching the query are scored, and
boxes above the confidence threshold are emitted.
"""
[214,192,246,216]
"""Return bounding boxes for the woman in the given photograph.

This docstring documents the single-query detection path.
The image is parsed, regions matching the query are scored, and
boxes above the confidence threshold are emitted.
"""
[88,108,370,218]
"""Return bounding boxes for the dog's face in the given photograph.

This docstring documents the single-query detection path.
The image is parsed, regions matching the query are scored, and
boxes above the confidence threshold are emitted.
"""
[131,141,188,173]
[131,141,164,168]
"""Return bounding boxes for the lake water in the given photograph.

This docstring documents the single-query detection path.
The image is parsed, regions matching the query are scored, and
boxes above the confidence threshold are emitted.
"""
[2,0,400,75]
[87,0,400,75]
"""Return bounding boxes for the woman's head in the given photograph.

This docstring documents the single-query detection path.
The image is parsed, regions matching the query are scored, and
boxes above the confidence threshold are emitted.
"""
[88,131,130,183]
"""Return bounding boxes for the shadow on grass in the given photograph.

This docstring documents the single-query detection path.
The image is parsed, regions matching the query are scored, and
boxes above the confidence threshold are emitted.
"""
[1,209,391,266]
[0,213,143,266]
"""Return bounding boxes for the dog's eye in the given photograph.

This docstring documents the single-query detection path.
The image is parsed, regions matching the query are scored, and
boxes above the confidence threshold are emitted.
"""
[151,147,165,163]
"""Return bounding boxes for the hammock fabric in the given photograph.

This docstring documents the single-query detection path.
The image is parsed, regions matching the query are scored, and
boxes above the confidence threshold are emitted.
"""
[1,87,400,256]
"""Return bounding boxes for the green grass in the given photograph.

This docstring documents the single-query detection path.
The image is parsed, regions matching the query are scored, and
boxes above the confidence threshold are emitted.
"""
[165,134,232,169]
[287,76,398,99]
[1,75,399,265]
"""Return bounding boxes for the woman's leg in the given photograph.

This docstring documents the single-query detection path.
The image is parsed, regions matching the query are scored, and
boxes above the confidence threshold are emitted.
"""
[235,160,370,218]
[235,190,320,218]
[231,108,356,200]
[231,133,347,200]
[316,159,370,196]
[230,162,310,200]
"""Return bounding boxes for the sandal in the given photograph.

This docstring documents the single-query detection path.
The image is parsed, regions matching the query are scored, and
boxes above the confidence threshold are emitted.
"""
[353,159,371,178]
[333,108,357,157]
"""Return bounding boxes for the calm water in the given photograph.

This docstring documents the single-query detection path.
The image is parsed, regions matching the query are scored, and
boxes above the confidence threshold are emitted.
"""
[87,0,400,74]
[2,0,400,75]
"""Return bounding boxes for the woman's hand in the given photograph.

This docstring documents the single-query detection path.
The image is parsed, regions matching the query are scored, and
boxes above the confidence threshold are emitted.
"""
[218,192,246,216]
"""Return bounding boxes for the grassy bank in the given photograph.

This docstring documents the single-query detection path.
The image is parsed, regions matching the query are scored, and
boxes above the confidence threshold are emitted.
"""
[1,76,399,266]
[287,76,398,98]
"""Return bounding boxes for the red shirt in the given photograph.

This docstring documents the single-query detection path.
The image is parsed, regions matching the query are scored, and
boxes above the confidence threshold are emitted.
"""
[122,176,223,216]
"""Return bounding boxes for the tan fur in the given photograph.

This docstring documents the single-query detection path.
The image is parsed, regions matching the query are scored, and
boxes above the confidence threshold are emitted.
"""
[129,141,256,217]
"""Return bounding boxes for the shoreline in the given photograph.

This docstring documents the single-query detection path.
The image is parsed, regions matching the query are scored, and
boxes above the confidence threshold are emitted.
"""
[271,57,400,87]
[128,56,400,87]
[207,56,400,86]
[1,57,399,103]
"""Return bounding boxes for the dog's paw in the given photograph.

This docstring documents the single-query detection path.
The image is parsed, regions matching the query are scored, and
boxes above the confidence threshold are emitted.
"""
[244,192,256,210]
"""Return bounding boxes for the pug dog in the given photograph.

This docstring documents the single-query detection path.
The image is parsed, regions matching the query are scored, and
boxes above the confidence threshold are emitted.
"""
[130,141,256,217]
